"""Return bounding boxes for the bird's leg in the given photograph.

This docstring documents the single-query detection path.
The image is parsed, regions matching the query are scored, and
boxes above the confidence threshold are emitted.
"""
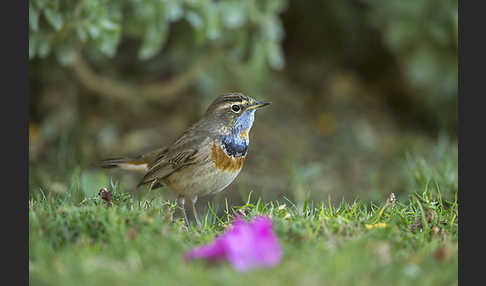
[177,196,191,230]
[188,196,202,232]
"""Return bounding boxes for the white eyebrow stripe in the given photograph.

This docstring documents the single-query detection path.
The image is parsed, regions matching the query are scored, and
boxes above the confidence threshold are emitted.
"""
[218,101,248,110]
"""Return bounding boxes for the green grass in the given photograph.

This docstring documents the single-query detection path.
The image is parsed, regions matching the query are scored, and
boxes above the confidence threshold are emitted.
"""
[29,181,458,286]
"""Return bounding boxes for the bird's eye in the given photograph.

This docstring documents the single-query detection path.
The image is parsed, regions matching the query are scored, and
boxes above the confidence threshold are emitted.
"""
[231,104,241,113]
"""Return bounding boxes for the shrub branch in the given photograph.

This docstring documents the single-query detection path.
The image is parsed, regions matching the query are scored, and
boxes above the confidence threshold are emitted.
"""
[67,49,214,105]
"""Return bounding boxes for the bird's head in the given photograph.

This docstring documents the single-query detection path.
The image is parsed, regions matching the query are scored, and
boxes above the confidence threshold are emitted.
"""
[202,93,270,137]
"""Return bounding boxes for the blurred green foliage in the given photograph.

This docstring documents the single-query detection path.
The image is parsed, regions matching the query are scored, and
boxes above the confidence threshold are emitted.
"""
[29,0,286,96]
[369,0,458,132]
[283,0,457,133]
[29,0,457,129]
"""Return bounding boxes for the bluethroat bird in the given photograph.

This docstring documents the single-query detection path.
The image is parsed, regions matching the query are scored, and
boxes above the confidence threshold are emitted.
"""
[98,93,270,230]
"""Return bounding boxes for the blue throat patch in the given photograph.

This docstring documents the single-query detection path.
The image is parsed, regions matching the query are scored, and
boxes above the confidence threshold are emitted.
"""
[221,135,248,157]
[220,109,255,157]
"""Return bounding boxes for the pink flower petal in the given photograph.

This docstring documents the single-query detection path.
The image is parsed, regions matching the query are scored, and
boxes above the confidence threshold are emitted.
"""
[184,216,282,271]
[184,239,226,261]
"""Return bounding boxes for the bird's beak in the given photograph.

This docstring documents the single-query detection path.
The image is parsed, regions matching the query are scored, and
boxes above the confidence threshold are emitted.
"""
[246,101,271,110]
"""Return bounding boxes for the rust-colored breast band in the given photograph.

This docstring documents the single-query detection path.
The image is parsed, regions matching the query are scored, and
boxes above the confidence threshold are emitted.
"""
[210,142,245,172]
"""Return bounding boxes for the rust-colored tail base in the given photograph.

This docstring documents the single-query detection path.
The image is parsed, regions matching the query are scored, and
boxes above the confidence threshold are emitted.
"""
[97,157,150,172]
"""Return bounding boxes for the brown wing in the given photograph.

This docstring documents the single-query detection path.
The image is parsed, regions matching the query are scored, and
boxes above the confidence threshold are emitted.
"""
[136,126,210,187]
[137,148,198,187]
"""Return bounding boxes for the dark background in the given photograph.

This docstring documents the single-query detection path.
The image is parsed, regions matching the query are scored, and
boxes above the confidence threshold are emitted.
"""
[29,0,458,209]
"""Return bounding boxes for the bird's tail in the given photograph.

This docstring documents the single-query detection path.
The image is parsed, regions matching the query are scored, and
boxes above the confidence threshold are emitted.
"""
[97,157,150,173]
